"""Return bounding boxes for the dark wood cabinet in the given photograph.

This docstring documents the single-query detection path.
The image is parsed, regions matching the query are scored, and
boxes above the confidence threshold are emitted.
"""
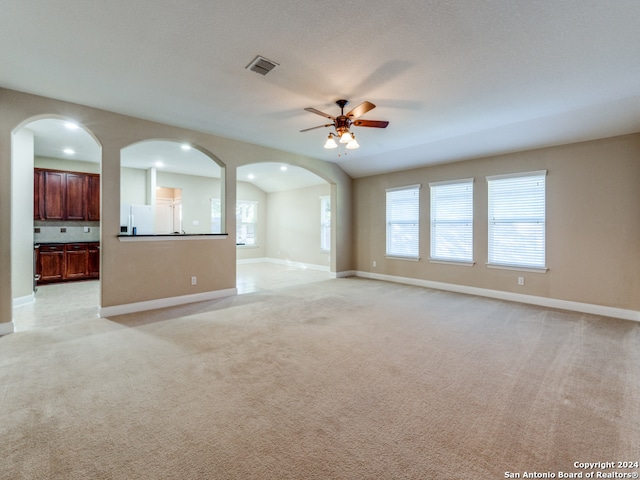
[65,173,87,221]
[87,243,100,278]
[34,168,100,221]
[36,243,100,284]
[42,170,66,220]
[37,244,65,283]
[65,243,89,279]
[87,174,100,221]
[34,169,42,220]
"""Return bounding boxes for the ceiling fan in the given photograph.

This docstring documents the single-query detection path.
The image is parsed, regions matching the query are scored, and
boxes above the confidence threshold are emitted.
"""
[300,99,389,150]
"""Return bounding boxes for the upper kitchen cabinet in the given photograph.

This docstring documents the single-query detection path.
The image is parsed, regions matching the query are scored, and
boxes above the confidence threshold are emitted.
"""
[34,168,100,221]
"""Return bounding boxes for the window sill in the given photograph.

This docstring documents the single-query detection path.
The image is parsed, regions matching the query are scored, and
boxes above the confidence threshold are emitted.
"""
[236,244,259,249]
[429,259,475,267]
[486,263,548,273]
[385,255,420,262]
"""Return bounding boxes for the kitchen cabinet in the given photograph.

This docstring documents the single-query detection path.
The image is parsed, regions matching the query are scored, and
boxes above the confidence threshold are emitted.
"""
[36,244,65,283]
[87,174,100,221]
[34,169,42,220]
[42,170,66,220]
[35,243,100,284]
[87,243,100,278]
[34,168,100,221]
[65,243,88,279]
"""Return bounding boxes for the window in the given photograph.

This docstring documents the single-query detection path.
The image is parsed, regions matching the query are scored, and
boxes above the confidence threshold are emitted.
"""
[210,199,222,234]
[487,171,546,270]
[386,185,420,259]
[320,195,331,252]
[236,200,258,246]
[430,179,473,263]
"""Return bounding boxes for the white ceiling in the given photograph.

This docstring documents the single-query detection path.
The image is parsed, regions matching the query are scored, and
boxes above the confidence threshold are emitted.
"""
[3,0,640,179]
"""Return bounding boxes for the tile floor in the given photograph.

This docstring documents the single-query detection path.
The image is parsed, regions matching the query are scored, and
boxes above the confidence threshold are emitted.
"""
[12,262,332,332]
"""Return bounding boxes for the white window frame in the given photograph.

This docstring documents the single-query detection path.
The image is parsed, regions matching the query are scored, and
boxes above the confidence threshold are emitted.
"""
[236,200,258,247]
[385,184,420,260]
[320,195,331,253]
[486,170,547,272]
[429,178,474,265]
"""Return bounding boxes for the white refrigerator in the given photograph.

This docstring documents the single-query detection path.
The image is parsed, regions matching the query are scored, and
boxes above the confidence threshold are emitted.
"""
[120,204,155,235]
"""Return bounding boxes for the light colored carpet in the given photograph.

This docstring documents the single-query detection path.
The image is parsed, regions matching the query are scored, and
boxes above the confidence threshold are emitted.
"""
[1,277,639,479]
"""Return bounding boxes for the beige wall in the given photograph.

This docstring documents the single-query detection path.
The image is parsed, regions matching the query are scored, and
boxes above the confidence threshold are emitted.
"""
[266,183,331,268]
[0,88,353,330]
[35,156,100,174]
[353,133,640,311]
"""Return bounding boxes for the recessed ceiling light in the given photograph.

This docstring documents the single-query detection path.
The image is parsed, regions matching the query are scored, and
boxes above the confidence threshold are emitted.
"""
[63,148,75,155]
[181,144,191,151]
[248,174,255,180]
[155,161,164,167]
[64,122,79,130]
[280,165,288,171]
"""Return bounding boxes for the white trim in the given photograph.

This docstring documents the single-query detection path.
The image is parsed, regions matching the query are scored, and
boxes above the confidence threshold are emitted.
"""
[0,321,15,336]
[429,177,474,187]
[385,255,420,262]
[429,259,475,267]
[12,293,35,308]
[486,170,547,181]
[386,183,421,192]
[354,271,640,323]
[487,263,548,273]
[333,270,356,278]
[118,234,228,242]
[99,288,237,317]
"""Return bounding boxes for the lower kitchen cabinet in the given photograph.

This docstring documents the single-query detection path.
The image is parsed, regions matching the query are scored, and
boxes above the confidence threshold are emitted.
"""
[87,243,100,278]
[37,244,65,283]
[65,243,89,280]
[36,243,100,284]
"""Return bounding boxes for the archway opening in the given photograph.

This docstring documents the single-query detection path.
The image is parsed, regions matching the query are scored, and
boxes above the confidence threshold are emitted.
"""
[12,117,102,331]
[236,162,333,293]
[120,140,223,236]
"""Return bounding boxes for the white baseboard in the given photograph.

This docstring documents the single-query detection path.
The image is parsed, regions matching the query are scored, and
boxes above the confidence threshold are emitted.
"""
[0,321,15,336]
[333,270,356,278]
[99,288,237,317]
[354,270,640,322]
[12,293,35,308]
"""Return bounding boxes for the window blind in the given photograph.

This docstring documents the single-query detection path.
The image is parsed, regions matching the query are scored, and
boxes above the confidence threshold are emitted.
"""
[386,185,420,258]
[487,171,546,269]
[430,179,473,262]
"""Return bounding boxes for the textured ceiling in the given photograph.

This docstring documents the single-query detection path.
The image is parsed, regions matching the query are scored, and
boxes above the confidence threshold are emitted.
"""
[2,0,640,179]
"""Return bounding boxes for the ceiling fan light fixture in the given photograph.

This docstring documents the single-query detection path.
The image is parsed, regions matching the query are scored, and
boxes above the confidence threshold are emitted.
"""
[339,131,352,143]
[324,135,338,149]
[346,134,359,149]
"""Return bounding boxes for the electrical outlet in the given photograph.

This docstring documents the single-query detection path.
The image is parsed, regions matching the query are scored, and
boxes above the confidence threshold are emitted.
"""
[373,260,377,267]
[191,276,197,285]
[518,276,525,286]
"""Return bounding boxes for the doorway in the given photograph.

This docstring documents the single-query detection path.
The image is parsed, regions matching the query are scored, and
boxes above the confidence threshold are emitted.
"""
[11,117,102,331]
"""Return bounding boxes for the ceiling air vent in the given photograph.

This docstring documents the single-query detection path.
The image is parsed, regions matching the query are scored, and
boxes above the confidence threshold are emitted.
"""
[246,55,279,76]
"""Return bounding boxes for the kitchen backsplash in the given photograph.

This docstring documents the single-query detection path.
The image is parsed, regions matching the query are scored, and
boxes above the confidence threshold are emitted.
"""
[34,222,100,243]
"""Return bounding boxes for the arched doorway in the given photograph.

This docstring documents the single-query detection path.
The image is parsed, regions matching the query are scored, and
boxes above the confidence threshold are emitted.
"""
[236,162,333,293]
[11,117,102,331]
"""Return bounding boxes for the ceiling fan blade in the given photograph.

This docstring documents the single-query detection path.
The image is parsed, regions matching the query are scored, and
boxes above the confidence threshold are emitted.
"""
[346,101,376,119]
[304,107,335,120]
[300,123,333,132]
[352,119,389,128]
